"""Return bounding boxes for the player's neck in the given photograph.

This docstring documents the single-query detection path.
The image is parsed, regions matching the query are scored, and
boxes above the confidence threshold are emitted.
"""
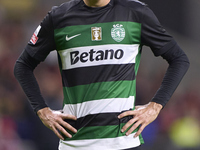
[83,0,110,7]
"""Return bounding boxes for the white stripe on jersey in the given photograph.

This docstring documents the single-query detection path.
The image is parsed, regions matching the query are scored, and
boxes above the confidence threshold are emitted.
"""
[63,96,135,118]
[59,132,140,150]
[58,44,139,70]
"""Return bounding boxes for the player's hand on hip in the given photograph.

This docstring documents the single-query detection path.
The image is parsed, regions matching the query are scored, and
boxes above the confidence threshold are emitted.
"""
[118,102,162,138]
[37,107,77,140]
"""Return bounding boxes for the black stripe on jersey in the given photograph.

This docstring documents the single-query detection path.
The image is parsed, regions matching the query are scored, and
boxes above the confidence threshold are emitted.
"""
[62,63,135,87]
[64,111,133,130]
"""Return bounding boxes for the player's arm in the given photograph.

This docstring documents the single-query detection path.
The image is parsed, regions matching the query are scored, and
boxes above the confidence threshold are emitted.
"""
[14,10,77,140]
[118,42,189,137]
[14,50,77,140]
[118,5,190,137]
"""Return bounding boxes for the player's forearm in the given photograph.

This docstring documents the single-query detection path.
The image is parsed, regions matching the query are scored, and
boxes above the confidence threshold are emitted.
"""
[151,43,190,107]
[14,51,48,113]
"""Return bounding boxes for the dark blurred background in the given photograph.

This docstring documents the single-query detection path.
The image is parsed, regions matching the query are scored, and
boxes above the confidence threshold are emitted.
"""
[0,0,199,150]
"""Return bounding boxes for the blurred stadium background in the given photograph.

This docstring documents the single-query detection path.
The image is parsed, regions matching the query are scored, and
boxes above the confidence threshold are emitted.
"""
[0,0,199,150]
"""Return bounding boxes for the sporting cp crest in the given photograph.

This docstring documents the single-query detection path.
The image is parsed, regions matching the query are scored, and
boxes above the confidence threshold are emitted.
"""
[111,24,125,42]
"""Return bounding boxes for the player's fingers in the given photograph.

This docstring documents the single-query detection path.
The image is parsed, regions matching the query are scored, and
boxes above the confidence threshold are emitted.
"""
[134,124,146,138]
[60,120,77,133]
[125,120,142,136]
[118,110,137,119]
[54,122,73,139]
[53,115,77,133]
[121,117,138,133]
[52,125,65,140]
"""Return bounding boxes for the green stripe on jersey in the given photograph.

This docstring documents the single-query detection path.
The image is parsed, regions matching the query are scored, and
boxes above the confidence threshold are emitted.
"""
[63,80,136,104]
[54,21,141,50]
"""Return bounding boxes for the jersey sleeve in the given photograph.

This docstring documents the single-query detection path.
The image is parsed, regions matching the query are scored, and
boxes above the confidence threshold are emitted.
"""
[141,6,176,56]
[25,11,56,61]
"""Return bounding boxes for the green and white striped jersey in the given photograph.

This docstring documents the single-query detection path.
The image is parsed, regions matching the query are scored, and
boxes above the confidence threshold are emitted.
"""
[26,0,173,149]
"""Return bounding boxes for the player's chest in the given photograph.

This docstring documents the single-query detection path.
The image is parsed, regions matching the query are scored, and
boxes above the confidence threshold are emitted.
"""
[54,21,141,51]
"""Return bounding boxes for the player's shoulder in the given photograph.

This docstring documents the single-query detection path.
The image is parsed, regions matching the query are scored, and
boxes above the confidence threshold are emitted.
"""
[115,0,151,20]
[115,0,147,9]
[50,0,81,16]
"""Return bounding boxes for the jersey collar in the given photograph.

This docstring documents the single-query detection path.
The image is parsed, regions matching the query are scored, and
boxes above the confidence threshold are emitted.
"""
[80,0,114,10]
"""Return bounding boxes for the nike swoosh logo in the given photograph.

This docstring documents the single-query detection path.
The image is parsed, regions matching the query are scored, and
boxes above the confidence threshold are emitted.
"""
[66,34,81,41]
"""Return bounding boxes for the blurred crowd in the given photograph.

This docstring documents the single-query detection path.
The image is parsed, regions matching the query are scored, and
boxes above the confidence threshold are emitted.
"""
[0,0,199,150]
